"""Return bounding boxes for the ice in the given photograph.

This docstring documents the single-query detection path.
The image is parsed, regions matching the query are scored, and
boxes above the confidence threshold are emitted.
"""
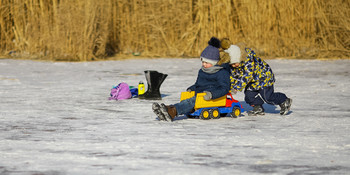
[1,58,350,174]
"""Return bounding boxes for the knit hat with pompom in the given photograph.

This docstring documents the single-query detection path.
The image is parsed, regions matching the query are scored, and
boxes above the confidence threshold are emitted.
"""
[200,37,221,65]
[225,45,241,64]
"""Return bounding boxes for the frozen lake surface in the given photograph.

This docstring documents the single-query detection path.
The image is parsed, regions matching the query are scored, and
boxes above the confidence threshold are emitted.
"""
[1,58,350,175]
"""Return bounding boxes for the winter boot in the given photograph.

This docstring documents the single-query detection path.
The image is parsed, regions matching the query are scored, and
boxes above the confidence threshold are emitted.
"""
[160,103,177,122]
[279,98,292,115]
[139,70,168,100]
[247,105,265,116]
[152,103,166,121]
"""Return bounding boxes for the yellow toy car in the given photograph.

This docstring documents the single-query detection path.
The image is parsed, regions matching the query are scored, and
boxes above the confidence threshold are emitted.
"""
[180,91,244,120]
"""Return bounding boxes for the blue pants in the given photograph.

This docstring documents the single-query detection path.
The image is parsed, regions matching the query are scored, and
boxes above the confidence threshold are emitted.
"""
[245,85,287,106]
[174,97,196,115]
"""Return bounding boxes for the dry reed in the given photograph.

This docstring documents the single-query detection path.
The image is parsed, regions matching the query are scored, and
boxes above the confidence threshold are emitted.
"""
[0,0,349,61]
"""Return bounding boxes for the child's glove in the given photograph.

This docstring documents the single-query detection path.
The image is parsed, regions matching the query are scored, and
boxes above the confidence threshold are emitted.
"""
[231,89,238,95]
[203,91,212,101]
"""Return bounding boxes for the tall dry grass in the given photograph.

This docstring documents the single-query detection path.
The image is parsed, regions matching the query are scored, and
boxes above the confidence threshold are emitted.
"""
[0,0,111,61]
[0,0,349,61]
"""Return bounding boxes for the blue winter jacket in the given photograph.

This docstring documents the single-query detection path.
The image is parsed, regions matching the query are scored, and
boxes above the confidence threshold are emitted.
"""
[230,48,275,91]
[187,64,231,99]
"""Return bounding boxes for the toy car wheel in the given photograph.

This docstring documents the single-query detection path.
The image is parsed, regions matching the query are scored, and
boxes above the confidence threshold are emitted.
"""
[230,107,241,118]
[210,109,220,119]
[200,109,211,120]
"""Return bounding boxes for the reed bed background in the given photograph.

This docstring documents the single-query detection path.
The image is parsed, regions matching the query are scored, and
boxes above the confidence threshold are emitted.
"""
[0,0,349,61]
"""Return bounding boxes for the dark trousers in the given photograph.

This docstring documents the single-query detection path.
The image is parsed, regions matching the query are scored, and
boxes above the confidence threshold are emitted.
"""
[244,85,287,106]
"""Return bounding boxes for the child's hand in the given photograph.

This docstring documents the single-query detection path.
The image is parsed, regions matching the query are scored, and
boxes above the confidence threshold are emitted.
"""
[203,91,212,100]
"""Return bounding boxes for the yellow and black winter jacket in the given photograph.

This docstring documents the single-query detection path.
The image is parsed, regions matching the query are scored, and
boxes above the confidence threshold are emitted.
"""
[230,48,275,91]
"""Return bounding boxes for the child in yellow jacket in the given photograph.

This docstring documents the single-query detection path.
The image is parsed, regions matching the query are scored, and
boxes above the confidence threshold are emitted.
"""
[221,39,292,115]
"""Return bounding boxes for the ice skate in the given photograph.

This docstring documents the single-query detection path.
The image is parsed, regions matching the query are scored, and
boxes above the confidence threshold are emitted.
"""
[279,98,292,115]
[247,105,265,116]
[152,102,166,121]
[160,103,177,122]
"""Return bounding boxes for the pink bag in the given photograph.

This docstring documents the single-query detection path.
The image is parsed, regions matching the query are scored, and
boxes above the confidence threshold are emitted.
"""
[109,82,132,100]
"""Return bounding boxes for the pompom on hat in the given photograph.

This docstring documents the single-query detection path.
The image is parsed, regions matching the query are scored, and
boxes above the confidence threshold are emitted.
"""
[220,38,232,50]
[200,37,221,65]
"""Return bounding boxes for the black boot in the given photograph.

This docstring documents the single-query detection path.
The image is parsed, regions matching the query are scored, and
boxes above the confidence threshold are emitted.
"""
[139,70,167,100]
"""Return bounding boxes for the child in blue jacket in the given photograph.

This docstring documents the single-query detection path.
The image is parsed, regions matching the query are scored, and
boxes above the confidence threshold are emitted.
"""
[222,40,292,115]
[152,37,231,122]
